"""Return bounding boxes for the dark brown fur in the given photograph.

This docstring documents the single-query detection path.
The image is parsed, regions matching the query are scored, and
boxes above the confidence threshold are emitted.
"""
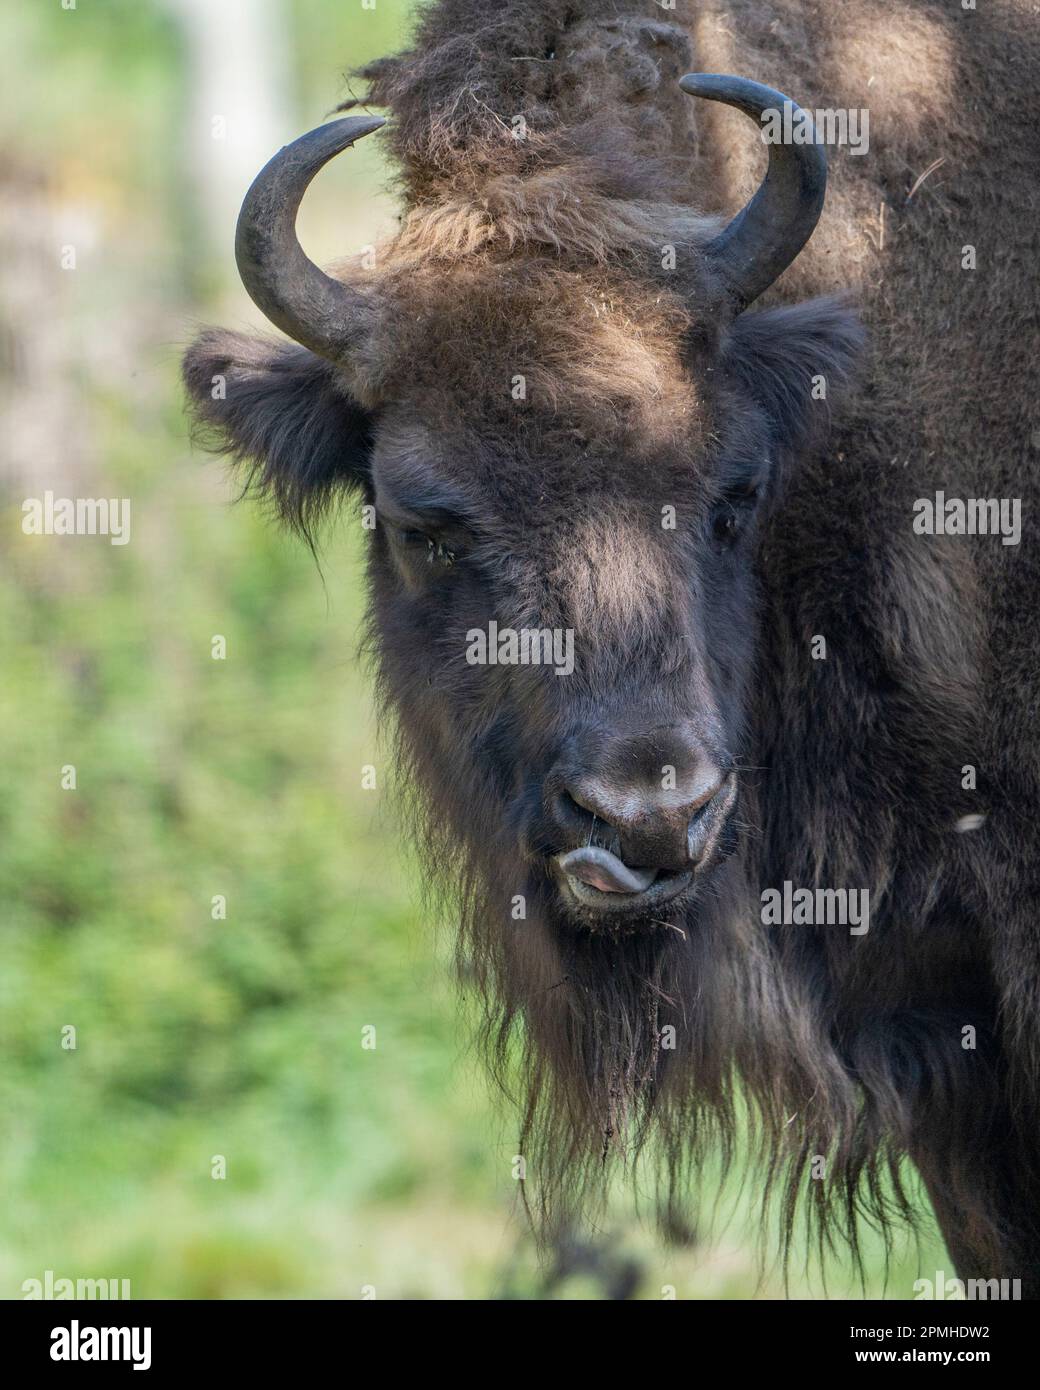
[184,0,1040,1291]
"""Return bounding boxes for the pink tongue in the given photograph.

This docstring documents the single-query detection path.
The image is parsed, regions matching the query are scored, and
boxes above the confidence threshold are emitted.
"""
[558,847,658,895]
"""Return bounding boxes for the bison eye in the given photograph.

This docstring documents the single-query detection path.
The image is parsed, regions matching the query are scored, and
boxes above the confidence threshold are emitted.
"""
[710,486,759,548]
[394,526,456,569]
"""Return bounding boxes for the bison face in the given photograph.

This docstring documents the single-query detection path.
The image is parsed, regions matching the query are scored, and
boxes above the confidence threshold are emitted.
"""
[183,77,865,941]
[184,290,860,939]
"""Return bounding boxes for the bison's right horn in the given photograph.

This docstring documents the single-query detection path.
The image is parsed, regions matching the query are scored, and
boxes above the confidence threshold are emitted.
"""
[234,115,385,362]
[679,74,827,310]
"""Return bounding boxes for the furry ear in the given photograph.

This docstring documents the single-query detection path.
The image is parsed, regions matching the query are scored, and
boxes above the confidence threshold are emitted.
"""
[182,330,374,538]
[722,297,865,457]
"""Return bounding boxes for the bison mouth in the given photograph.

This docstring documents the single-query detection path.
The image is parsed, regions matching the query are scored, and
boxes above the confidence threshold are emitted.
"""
[551,773,738,921]
[556,848,696,916]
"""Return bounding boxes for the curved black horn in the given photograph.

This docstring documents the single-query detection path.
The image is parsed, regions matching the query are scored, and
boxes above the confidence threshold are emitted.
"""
[679,74,827,309]
[235,116,385,362]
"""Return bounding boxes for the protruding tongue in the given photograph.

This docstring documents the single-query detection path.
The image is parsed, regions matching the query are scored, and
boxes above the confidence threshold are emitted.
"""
[558,846,658,895]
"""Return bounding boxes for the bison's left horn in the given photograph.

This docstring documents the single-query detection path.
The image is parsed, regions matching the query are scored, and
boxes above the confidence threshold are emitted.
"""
[679,74,827,310]
[234,115,386,362]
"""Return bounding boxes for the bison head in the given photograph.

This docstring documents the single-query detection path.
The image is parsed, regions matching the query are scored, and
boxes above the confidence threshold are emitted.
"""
[184,76,863,1228]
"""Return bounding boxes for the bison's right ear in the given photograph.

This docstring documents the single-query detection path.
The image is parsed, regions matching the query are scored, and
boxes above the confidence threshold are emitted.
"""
[182,329,374,537]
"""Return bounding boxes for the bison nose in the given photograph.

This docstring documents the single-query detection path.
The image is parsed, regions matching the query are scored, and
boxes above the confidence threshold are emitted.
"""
[554,729,731,874]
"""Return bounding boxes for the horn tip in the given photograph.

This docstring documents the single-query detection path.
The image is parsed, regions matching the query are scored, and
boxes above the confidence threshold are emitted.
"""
[678,72,787,110]
[325,114,387,147]
[678,72,711,96]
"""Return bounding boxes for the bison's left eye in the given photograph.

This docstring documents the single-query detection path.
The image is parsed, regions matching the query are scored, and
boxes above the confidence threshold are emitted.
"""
[710,486,759,547]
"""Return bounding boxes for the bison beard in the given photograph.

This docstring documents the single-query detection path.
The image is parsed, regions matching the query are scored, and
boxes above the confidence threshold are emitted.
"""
[183,0,1040,1293]
[391,698,1003,1277]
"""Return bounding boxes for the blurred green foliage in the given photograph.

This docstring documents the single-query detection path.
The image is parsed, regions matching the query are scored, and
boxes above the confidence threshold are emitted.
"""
[0,0,944,1298]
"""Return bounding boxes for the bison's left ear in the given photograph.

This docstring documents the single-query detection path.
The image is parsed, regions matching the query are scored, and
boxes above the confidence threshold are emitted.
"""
[722,297,865,457]
[182,329,374,537]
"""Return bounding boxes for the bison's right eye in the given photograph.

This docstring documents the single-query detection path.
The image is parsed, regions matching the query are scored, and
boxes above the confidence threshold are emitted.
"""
[393,526,457,569]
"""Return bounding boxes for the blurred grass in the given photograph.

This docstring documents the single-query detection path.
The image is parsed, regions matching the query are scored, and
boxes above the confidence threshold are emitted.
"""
[0,0,947,1298]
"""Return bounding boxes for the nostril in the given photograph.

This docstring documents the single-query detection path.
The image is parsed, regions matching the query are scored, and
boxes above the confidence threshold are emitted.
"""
[686,772,736,861]
[558,781,630,839]
[553,788,619,854]
[562,783,614,823]
[556,788,598,829]
[687,776,725,819]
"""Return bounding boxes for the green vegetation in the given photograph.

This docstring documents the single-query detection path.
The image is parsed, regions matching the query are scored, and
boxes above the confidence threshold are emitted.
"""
[0,0,945,1298]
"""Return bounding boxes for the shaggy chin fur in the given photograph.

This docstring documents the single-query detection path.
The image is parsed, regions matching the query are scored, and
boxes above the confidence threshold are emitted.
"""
[184,0,1040,1292]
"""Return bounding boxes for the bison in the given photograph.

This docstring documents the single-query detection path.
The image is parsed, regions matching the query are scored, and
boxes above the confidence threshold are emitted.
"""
[183,0,1040,1293]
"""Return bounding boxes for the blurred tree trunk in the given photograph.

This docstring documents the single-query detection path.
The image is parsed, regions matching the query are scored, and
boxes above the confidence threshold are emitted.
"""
[0,162,95,498]
[166,0,293,284]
